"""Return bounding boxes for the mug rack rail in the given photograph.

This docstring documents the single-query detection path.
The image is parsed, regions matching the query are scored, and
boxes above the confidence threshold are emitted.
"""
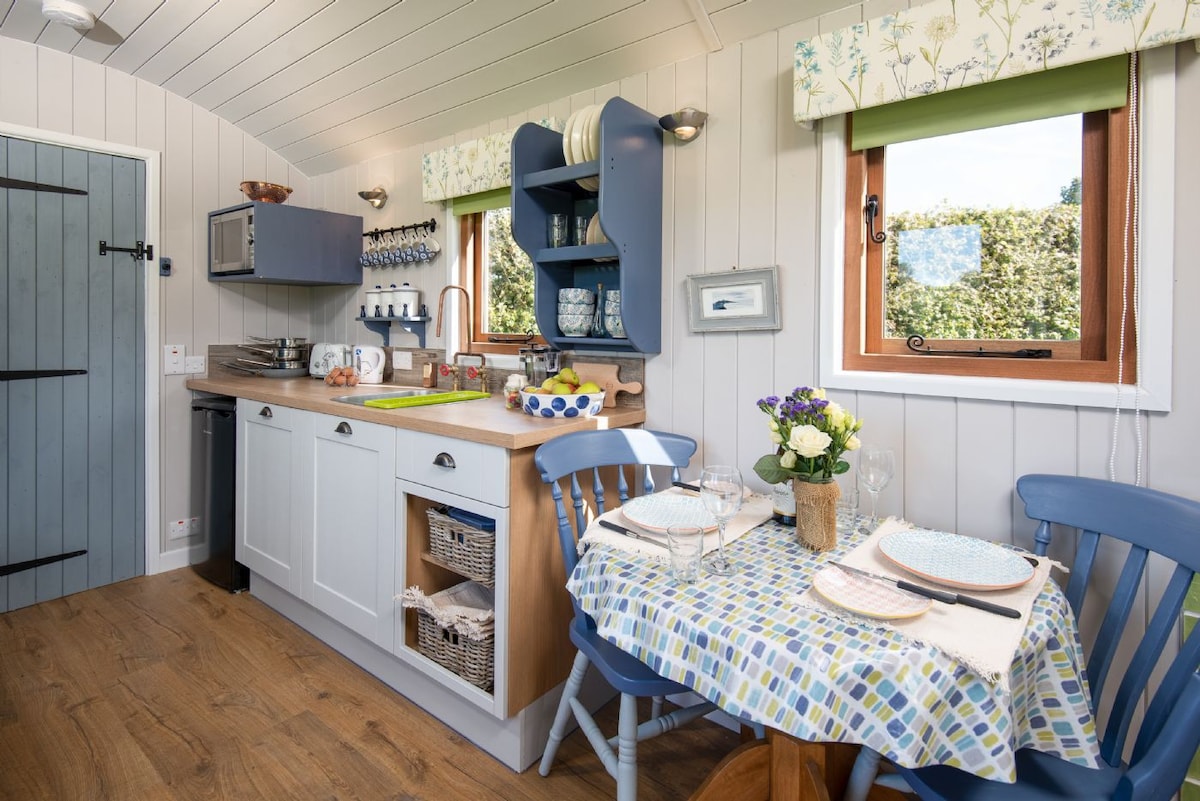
[363,218,437,239]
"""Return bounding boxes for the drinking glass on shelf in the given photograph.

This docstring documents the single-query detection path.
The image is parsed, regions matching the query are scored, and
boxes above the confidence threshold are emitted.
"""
[856,447,895,530]
[700,465,743,577]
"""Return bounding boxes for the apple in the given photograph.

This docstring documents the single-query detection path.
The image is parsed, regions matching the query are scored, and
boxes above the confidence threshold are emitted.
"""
[551,382,574,395]
[541,377,559,392]
[577,381,602,394]
[556,367,580,385]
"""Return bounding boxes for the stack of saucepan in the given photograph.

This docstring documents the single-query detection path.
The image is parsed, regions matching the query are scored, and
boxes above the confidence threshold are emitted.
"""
[223,336,311,378]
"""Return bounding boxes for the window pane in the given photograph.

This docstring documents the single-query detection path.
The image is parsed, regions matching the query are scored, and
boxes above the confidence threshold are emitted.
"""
[883,115,1082,342]
[482,208,539,336]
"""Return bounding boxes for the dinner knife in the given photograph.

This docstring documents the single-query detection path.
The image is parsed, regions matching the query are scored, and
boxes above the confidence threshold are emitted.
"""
[672,480,700,494]
[834,563,1021,618]
[598,519,668,548]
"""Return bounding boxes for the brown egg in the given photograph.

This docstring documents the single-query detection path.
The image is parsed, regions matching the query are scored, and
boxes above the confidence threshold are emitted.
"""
[346,374,359,386]
[333,374,347,386]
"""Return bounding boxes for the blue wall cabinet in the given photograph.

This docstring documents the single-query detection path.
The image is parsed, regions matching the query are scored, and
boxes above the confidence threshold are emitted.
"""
[511,97,663,354]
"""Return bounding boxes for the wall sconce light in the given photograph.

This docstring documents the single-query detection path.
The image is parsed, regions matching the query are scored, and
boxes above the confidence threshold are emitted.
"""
[357,186,388,209]
[658,108,708,142]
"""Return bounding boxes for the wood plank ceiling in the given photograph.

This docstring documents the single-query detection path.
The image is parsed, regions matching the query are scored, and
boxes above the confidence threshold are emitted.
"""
[0,0,851,176]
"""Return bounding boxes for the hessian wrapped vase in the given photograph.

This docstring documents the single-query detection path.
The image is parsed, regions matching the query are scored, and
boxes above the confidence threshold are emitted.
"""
[793,479,839,551]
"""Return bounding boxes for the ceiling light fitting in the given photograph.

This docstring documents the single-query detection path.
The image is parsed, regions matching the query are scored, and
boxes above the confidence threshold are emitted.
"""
[41,0,95,31]
[658,108,708,142]
[358,186,388,209]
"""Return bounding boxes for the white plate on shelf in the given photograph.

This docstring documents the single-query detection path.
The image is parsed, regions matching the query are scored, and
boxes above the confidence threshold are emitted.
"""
[582,105,599,162]
[569,106,590,165]
[585,213,607,245]
[587,104,602,161]
[810,566,932,619]
[561,109,581,165]
[620,492,717,533]
[878,529,1036,591]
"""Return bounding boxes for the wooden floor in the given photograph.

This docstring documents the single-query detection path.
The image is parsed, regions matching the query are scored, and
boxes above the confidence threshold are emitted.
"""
[0,568,741,801]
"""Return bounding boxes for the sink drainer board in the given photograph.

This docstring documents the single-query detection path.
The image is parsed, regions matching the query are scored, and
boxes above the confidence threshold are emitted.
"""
[361,390,489,409]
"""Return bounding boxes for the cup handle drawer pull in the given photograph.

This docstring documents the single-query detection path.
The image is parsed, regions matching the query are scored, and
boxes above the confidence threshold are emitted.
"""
[259,406,273,419]
[335,421,353,435]
[433,452,456,469]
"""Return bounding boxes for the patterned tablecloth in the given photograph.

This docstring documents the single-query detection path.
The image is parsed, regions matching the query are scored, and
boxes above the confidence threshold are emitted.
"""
[567,517,1102,782]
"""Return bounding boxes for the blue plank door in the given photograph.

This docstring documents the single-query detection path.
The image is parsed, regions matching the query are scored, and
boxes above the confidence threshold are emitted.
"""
[1,135,146,612]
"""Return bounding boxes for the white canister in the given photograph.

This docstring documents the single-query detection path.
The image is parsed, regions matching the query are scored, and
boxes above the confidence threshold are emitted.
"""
[394,282,421,319]
[379,285,396,318]
[365,285,384,318]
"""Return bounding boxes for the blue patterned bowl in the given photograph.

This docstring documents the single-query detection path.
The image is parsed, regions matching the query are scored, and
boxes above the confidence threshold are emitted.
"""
[520,389,606,418]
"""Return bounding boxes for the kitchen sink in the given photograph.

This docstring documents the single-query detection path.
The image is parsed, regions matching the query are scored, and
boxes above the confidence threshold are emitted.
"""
[330,388,490,409]
[331,388,450,406]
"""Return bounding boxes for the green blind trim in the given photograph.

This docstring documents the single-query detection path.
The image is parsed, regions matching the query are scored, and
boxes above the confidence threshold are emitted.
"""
[851,55,1128,151]
[449,187,511,216]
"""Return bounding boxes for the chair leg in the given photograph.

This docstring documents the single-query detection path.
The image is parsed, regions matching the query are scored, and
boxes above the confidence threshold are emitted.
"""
[539,650,590,777]
[616,692,639,801]
[650,694,663,721]
[842,747,883,801]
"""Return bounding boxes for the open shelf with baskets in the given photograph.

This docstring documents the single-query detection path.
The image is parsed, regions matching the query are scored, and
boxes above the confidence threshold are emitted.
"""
[511,96,663,354]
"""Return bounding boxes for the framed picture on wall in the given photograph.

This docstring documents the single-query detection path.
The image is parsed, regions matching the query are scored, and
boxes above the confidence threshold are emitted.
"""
[686,266,781,333]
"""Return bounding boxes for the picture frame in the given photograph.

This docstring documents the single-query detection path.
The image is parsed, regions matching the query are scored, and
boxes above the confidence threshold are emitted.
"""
[686,266,781,333]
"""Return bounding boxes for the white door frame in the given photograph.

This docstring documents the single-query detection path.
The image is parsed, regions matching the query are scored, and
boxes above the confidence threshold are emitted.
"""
[0,120,162,576]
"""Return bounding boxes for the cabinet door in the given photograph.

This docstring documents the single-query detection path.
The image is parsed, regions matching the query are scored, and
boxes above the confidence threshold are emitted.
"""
[306,413,397,649]
[235,400,306,595]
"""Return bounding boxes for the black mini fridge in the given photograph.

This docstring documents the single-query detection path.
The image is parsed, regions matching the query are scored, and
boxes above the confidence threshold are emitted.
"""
[191,395,249,592]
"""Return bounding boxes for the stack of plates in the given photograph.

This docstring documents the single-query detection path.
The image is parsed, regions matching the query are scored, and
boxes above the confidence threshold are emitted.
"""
[562,104,602,191]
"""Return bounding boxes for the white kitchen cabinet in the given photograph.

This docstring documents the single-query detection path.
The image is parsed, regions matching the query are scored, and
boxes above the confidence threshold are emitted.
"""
[235,399,306,595]
[303,411,397,650]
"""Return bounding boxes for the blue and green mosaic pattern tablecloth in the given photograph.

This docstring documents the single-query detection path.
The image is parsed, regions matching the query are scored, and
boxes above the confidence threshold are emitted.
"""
[567,518,1101,782]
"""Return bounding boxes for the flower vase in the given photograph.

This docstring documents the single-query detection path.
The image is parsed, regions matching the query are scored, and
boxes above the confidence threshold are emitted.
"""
[792,479,840,551]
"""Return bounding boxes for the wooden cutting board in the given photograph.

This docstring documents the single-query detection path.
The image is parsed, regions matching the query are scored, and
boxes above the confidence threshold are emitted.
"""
[573,361,643,408]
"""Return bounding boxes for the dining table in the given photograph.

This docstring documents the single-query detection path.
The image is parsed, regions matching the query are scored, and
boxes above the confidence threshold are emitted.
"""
[567,508,1102,801]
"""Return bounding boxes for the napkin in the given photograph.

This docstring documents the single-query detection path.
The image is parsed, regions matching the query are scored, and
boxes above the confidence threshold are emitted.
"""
[794,518,1055,688]
[578,488,774,561]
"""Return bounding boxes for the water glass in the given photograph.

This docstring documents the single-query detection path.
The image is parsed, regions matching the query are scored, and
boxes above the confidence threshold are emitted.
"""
[836,486,860,533]
[700,465,743,577]
[548,214,568,248]
[666,524,703,584]
[573,215,589,246]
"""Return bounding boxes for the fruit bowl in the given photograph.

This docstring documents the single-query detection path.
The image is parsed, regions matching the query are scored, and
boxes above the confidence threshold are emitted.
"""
[240,181,293,204]
[520,389,605,418]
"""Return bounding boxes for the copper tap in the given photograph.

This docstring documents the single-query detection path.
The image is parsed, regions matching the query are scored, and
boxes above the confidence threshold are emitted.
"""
[436,285,472,354]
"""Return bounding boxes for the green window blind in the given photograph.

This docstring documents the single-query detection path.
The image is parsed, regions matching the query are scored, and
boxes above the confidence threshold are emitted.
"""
[449,187,511,216]
[851,55,1128,151]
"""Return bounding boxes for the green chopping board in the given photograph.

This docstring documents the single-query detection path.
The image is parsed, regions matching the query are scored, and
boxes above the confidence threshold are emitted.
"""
[362,391,490,409]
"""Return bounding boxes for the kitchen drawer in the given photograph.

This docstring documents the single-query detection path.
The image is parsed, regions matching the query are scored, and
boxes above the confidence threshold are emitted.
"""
[396,430,508,507]
[236,398,295,431]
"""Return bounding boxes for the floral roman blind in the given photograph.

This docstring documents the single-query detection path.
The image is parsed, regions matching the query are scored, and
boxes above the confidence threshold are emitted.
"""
[793,0,1199,124]
[421,118,561,203]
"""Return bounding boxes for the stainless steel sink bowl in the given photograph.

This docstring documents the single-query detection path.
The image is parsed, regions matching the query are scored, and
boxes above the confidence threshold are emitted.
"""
[331,388,449,406]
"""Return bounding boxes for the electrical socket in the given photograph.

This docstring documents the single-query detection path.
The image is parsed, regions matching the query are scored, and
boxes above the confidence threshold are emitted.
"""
[168,519,189,540]
[164,344,186,375]
[189,517,201,536]
[185,355,206,374]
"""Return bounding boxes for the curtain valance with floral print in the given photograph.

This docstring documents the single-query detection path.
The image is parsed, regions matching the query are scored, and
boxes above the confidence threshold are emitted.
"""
[421,119,561,203]
[793,0,1198,124]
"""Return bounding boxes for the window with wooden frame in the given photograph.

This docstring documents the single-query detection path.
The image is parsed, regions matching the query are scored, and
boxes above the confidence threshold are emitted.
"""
[452,189,543,356]
[842,56,1136,384]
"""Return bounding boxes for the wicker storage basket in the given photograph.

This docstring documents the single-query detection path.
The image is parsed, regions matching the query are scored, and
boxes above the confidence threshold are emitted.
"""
[426,507,495,586]
[405,581,495,692]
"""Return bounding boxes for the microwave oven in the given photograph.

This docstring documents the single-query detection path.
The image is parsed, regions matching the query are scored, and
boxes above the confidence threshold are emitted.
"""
[208,201,363,285]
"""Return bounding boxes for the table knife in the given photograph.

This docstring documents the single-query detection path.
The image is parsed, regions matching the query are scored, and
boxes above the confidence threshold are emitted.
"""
[672,481,700,494]
[598,519,667,548]
[834,563,1021,618]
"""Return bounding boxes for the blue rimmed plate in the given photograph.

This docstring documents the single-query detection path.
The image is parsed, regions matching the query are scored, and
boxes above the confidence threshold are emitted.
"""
[620,492,717,533]
[878,528,1035,591]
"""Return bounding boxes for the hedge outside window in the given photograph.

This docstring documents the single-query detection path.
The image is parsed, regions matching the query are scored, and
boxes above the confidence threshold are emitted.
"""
[842,56,1137,383]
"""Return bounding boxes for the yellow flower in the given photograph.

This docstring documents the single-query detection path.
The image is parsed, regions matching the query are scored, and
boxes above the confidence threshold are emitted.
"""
[925,15,958,42]
[845,434,862,451]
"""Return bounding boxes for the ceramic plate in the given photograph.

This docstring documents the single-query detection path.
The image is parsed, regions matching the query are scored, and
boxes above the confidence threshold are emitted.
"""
[810,566,932,619]
[621,492,717,533]
[562,109,580,165]
[878,529,1035,590]
[569,106,589,165]
[587,104,602,160]
[581,105,599,162]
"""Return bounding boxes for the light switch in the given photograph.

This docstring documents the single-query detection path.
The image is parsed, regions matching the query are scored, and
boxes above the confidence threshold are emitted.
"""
[164,344,186,375]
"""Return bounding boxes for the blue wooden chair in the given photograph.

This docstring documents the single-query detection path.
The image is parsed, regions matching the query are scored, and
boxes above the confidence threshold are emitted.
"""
[896,474,1200,801]
[534,428,720,801]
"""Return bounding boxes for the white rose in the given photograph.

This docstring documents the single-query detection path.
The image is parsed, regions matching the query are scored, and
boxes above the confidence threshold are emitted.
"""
[780,450,798,469]
[789,424,832,458]
[845,434,861,451]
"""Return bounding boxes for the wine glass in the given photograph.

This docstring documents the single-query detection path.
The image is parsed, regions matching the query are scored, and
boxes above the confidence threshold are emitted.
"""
[856,447,895,529]
[700,465,743,577]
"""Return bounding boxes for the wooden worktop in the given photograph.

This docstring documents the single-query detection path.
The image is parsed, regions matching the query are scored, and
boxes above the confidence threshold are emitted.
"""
[185,374,645,450]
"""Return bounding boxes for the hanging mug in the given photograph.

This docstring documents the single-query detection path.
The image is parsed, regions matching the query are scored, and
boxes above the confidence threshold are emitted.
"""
[380,231,397,265]
[369,233,384,266]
